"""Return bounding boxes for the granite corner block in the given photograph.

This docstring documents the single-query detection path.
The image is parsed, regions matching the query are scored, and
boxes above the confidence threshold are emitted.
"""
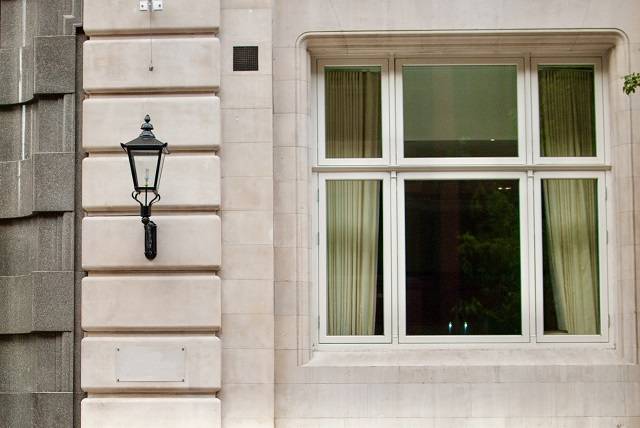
[0,46,34,105]
[34,36,76,95]
[0,159,34,219]
[32,271,75,332]
[0,275,33,334]
[32,152,75,212]
[0,271,74,334]
[33,392,74,428]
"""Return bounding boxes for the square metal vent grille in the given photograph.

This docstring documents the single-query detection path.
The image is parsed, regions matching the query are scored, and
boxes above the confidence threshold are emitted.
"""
[233,46,259,71]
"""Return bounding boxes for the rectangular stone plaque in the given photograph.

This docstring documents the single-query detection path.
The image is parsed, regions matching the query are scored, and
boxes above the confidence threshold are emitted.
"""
[115,344,185,382]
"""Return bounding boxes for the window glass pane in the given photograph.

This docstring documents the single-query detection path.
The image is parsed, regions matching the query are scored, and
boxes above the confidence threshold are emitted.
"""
[403,65,518,158]
[325,67,382,158]
[538,65,596,157]
[542,178,600,335]
[404,180,521,335]
[326,179,384,335]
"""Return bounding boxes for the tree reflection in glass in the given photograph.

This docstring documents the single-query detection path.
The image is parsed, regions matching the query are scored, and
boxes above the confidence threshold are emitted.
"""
[405,180,521,336]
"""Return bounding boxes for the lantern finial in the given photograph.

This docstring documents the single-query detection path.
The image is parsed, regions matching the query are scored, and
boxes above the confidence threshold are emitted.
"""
[140,114,155,138]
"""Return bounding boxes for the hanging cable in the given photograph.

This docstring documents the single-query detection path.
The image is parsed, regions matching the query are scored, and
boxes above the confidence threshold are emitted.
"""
[148,0,154,71]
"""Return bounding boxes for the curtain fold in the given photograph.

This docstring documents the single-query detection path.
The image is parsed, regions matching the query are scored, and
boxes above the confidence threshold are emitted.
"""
[325,68,382,336]
[540,66,599,334]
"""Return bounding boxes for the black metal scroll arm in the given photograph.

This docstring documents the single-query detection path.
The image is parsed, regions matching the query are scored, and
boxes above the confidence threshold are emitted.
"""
[132,190,161,260]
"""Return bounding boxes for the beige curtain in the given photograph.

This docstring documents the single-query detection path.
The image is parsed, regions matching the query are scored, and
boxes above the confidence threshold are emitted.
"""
[540,67,599,334]
[539,67,595,157]
[327,180,380,335]
[325,69,382,158]
[543,179,599,334]
[325,68,382,336]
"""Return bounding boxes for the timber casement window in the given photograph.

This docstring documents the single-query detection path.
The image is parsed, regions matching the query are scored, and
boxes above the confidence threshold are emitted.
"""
[315,57,609,345]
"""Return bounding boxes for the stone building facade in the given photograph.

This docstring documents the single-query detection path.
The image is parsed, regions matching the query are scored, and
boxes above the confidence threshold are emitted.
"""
[2,0,640,427]
[0,0,83,426]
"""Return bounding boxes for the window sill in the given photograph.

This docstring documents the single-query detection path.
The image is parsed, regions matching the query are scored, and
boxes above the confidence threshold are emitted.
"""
[306,343,623,368]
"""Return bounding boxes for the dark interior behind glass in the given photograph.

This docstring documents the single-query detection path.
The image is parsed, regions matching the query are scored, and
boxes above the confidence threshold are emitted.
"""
[404,180,521,335]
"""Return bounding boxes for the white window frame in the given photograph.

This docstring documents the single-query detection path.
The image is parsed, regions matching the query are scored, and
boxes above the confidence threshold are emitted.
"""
[317,58,391,166]
[533,171,609,343]
[397,171,531,344]
[394,57,527,166]
[317,172,393,344]
[313,55,611,347]
[531,57,606,165]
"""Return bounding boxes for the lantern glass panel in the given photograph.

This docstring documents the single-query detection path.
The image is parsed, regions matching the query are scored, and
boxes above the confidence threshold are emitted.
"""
[156,150,166,191]
[131,149,161,191]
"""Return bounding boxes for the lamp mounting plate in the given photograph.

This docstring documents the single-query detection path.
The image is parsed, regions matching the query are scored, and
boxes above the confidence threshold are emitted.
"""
[139,0,163,11]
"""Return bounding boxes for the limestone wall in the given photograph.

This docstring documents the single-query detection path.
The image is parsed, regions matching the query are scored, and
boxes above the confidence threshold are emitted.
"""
[272,1,640,427]
[80,0,223,426]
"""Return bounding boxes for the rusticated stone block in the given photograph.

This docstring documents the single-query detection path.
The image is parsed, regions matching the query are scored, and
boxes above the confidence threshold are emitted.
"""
[0,392,73,428]
[0,214,74,276]
[31,271,75,332]
[32,152,75,212]
[1,153,74,218]
[81,336,221,392]
[83,0,220,36]
[0,271,74,334]
[0,160,34,218]
[81,396,221,428]
[83,37,220,93]
[34,36,76,95]
[83,96,221,152]
[0,333,73,392]
[82,154,221,211]
[82,215,221,271]
[35,96,75,153]
[82,275,221,331]
[0,46,34,105]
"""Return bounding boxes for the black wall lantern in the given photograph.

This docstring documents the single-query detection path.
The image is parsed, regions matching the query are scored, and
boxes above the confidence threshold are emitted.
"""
[121,115,169,260]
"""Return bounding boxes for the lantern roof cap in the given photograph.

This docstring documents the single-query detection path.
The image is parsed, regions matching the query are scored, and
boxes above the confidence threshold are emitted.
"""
[121,115,168,151]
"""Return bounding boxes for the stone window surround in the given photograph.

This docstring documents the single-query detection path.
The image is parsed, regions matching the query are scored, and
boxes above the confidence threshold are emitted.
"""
[286,30,638,367]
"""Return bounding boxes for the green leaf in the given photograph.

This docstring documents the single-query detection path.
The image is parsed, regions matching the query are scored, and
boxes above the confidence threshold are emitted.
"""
[623,72,640,95]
